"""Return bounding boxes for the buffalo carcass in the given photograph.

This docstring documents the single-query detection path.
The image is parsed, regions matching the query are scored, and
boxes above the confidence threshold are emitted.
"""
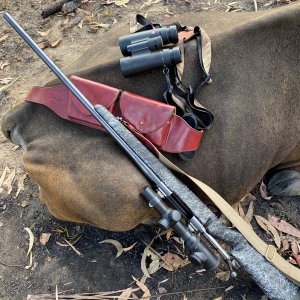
[2,3,300,231]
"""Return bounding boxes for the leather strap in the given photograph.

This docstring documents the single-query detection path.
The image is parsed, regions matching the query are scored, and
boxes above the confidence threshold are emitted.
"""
[157,152,300,285]
[25,76,203,154]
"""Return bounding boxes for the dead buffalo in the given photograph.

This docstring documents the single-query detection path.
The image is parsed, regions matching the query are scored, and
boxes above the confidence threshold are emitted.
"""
[1,3,300,232]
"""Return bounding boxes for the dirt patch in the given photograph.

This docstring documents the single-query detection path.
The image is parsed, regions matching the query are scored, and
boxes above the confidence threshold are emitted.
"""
[0,0,298,299]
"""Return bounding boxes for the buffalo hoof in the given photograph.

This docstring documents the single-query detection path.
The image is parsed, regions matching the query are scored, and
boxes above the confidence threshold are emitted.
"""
[268,170,300,196]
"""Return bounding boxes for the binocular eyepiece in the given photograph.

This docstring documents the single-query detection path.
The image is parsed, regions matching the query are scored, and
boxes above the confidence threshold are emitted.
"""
[119,25,179,56]
[119,26,182,77]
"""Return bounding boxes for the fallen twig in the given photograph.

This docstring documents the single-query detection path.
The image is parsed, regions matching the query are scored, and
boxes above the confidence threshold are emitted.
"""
[0,260,24,268]
[0,76,20,93]
[253,0,258,11]
[42,0,72,18]
[27,286,227,299]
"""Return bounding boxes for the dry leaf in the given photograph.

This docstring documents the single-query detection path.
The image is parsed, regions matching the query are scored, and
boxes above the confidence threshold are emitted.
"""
[1,168,16,195]
[15,174,27,198]
[0,35,8,43]
[292,253,300,267]
[161,252,189,271]
[64,238,82,256]
[225,285,234,292]
[0,204,7,212]
[141,0,162,8]
[141,244,153,278]
[254,215,281,248]
[0,221,3,227]
[24,227,34,269]
[148,252,161,275]
[0,167,10,187]
[196,269,206,274]
[37,41,49,50]
[268,216,300,238]
[117,288,132,300]
[78,19,84,28]
[237,203,245,218]
[131,293,139,299]
[0,61,9,70]
[115,0,130,6]
[259,181,272,200]
[216,271,231,281]
[166,228,172,240]
[25,227,34,256]
[166,8,174,15]
[289,257,297,264]
[158,287,167,294]
[37,29,51,37]
[63,18,70,25]
[99,239,123,258]
[19,200,29,208]
[25,251,33,269]
[280,239,290,253]
[291,241,299,255]
[40,233,51,246]
[132,276,151,299]
[50,39,62,48]
[0,77,13,85]
[123,242,137,252]
[0,76,19,93]
[244,201,254,224]
[90,22,110,28]
[12,145,20,151]
[241,193,255,206]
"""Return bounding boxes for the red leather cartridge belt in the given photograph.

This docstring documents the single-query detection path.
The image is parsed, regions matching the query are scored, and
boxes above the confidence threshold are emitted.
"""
[25,75,202,154]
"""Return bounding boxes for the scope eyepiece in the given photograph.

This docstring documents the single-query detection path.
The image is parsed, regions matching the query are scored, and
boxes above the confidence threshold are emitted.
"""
[119,25,179,57]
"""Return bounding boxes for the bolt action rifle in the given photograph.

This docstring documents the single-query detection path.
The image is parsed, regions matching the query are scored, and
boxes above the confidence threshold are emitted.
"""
[3,12,299,300]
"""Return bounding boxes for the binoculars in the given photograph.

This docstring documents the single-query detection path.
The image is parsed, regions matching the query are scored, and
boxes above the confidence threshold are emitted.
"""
[119,26,182,77]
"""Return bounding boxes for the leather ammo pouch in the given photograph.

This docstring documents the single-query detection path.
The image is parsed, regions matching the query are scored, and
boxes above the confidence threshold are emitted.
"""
[25,76,203,154]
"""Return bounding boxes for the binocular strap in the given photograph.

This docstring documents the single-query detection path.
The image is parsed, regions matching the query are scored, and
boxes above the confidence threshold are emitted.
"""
[163,27,214,132]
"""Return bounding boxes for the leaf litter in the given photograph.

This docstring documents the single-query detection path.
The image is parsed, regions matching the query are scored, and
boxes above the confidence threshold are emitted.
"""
[0,61,10,70]
[40,233,51,246]
[268,215,300,238]
[37,29,51,37]
[0,77,13,85]
[244,200,254,224]
[0,167,16,195]
[24,227,34,269]
[254,215,281,248]
[15,173,27,198]
[132,276,151,299]
[117,287,132,300]
[259,181,272,200]
[0,35,9,43]
[161,251,190,272]
[99,239,137,258]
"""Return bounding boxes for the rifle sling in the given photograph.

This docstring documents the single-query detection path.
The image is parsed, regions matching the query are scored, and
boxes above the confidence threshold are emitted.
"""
[157,151,300,286]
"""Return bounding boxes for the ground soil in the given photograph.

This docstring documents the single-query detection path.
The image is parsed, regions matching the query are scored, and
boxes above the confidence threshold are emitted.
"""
[0,0,299,299]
